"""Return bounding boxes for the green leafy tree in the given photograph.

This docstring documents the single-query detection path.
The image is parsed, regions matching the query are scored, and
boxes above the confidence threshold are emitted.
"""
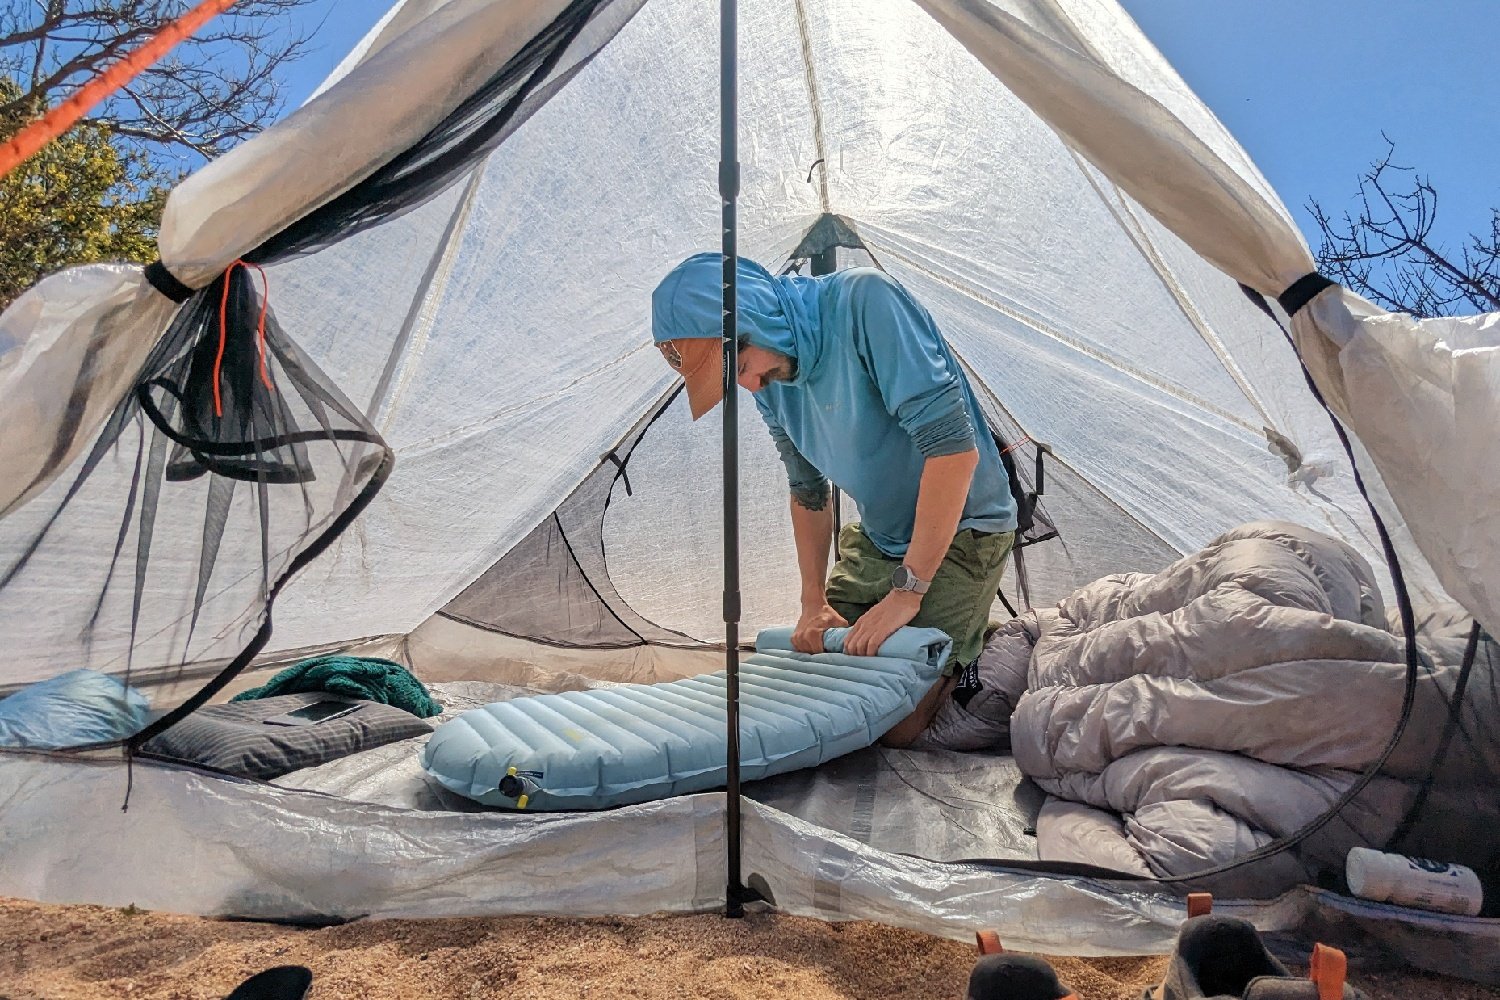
[1,76,165,310]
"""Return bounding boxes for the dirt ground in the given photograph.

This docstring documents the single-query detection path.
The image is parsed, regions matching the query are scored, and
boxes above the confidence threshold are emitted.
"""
[0,897,1492,1000]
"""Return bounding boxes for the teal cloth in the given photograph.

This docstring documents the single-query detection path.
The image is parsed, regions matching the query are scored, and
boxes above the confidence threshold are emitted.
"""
[231,655,441,718]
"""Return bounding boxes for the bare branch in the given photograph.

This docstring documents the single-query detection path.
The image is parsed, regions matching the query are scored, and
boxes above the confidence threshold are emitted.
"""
[2,0,324,163]
[1308,137,1500,317]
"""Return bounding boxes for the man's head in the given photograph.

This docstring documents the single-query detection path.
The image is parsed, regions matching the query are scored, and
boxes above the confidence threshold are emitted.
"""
[653,336,795,419]
[652,254,801,420]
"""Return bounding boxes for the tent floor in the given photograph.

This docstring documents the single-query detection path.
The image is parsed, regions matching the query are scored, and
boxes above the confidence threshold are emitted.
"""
[271,679,1043,863]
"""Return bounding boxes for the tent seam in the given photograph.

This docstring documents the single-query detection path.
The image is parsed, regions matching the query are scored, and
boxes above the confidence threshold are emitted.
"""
[367,164,490,437]
[1068,150,1279,431]
[864,231,1264,438]
[792,0,831,212]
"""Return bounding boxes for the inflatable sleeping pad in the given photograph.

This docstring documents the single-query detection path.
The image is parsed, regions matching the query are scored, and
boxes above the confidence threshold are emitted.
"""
[421,625,951,810]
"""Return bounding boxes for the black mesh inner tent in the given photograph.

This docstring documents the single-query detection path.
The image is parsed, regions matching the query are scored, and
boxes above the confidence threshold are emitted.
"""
[440,388,699,649]
[0,0,643,743]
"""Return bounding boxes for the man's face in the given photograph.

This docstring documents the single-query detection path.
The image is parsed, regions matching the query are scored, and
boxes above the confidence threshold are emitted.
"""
[737,343,795,393]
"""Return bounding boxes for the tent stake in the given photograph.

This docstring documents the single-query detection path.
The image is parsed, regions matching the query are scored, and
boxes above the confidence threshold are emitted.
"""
[719,0,745,920]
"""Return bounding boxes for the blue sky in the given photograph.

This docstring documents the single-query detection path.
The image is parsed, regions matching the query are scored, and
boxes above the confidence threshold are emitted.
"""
[281,0,1498,252]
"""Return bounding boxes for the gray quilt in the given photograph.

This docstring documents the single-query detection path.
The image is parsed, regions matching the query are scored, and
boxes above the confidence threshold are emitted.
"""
[988,521,1496,893]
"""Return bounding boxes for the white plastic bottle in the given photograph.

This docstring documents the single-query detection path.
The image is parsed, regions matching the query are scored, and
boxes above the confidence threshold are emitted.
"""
[1346,847,1484,917]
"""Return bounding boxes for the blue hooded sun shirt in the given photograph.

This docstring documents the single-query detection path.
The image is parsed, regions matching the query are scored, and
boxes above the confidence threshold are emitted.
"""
[651,253,1016,558]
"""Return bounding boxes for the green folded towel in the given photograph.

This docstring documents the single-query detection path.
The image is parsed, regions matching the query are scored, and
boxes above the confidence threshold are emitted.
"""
[231,655,442,718]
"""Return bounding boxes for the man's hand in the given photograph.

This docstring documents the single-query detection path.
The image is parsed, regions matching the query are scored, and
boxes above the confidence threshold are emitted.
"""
[793,602,849,653]
[843,589,922,657]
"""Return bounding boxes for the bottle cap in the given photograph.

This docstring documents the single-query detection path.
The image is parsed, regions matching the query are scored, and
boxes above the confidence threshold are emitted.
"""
[1345,847,1391,902]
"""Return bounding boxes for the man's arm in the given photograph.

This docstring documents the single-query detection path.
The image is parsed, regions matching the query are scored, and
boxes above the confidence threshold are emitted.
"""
[839,272,984,658]
[789,490,848,653]
[762,410,847,652]
[842,448,977,657]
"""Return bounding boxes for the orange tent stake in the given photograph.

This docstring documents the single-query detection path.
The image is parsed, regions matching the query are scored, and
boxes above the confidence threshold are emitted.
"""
[0,0,240,181]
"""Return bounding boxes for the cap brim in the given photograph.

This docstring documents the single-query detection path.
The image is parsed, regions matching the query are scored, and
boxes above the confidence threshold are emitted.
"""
[681,350,726,419]
[683,360,725,421]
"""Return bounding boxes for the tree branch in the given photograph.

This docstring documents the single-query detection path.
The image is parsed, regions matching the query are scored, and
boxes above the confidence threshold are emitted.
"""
[1309,136,1500,316]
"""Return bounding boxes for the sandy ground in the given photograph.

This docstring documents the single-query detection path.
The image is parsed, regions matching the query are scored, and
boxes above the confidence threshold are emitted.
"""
[2,898,1493,1000]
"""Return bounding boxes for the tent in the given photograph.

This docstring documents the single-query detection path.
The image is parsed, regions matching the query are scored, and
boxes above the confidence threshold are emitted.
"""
[1,0,1496,978]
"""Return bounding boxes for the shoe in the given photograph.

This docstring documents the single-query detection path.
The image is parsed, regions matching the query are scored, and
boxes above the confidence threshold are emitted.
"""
[1151,915,1365,1000]
[967,953,1076,1000]
[968,933,1075,1000]
[224,965,314,1000]
[1242,946,1364,1000]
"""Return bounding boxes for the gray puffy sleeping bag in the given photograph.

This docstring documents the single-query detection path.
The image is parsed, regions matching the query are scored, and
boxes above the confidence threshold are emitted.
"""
[936,521,1498,894]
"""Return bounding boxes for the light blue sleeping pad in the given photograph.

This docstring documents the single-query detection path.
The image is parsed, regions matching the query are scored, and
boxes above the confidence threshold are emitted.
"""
[421,625,951,810]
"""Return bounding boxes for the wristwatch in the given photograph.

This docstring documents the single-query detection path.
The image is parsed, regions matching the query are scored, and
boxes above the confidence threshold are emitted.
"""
[890,565,931,595]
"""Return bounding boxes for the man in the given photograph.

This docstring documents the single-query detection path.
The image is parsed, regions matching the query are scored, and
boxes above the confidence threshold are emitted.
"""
[651,253,1016,746]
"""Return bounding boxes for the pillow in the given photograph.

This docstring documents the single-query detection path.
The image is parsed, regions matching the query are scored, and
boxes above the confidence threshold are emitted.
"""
[0,669,154,749]
[140,693,432,780]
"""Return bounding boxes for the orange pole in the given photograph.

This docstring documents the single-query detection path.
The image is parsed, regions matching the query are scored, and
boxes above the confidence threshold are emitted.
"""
[0,0,240,181]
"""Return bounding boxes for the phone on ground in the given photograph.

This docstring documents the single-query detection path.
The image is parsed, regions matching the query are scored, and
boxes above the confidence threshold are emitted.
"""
[262,700,363,727]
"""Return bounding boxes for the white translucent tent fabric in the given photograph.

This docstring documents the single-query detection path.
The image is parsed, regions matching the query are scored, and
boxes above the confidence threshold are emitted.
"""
[1,0,1498,978]
[914,0,1500,634]
[237,0,1445,649]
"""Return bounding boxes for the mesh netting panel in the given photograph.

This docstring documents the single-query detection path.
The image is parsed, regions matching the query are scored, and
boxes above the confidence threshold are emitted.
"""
[996,455,1184,610]
[0,0,644,745]
[1283,615,1500,912]
[0,267,390,739]
[258,0,643,262]
[440,391,697,649]
[602,388,803,643]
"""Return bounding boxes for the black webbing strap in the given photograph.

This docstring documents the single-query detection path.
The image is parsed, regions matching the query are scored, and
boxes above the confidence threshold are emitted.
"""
[1385,620,1485,850]
[1277,272,1336,317]
[143,260,194,303]
[603,452,632,496]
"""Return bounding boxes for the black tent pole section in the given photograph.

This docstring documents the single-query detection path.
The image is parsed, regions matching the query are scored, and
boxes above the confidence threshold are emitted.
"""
[719,0,746,920]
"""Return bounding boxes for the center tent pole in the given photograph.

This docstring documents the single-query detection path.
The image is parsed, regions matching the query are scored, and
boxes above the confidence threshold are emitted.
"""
[719,0,746,919]
[809,249,839,541]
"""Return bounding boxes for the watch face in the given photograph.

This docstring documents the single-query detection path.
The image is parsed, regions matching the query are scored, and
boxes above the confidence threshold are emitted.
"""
[891,566,912,590]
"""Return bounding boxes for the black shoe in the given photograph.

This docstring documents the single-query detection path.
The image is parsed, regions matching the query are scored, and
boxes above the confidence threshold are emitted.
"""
[967,953,1076,1000]
[1151,916,1365,1000]
[1241,945,1365,1000]
[224,965,314,1000]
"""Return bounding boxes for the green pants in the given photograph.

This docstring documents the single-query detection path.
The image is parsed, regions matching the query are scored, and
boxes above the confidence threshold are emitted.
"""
[825,523,1015,674]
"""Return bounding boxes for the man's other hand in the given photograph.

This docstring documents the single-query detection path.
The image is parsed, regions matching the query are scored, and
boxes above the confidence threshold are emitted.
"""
[792,603,849,653]
[843,590,921,658]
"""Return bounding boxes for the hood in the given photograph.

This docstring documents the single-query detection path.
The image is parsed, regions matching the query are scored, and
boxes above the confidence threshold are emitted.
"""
[650,253,826,385]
